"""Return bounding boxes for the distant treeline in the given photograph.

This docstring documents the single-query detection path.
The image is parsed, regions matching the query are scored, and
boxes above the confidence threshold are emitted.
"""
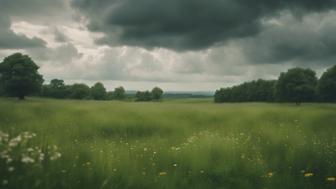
[40,79,164,101]
[0,53,164,101]
[215,65,336,104]
[215,79,276,103]
[1,53,336,103]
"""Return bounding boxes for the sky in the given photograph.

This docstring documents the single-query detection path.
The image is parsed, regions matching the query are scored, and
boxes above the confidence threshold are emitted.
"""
[1,0,336,91]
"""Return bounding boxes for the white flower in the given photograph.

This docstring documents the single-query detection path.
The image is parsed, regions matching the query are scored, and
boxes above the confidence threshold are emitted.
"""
[39,153,45,161]
[22,156,35,164]
[6,158,13,164]
[8,167,14,172]
[2,180,8,185]
[0,131,9,142]
[9,135,22,147]
[50,152,61,161]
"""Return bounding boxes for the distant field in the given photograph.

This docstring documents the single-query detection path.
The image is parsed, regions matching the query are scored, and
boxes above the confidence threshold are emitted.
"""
[0,98,336,189]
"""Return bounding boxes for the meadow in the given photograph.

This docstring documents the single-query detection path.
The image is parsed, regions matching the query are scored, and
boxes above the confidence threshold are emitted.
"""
[0,97,336,189]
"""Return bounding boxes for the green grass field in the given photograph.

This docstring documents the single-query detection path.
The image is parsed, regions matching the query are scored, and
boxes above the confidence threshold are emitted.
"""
[1,98,336,189]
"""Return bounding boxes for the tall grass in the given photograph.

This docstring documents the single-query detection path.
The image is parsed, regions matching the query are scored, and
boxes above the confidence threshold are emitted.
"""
[0,98,336,188]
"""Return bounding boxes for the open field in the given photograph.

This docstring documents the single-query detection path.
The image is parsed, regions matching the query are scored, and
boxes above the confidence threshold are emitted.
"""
[1,98,336,189]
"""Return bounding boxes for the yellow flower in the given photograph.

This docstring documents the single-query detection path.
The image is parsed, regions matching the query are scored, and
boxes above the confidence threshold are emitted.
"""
[326,177,336,182]
[304,172,314,177]
[159,172,167,176]
[267,172,274,178]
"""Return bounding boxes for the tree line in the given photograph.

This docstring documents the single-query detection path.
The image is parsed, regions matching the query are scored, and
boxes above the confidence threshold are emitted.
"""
[0,53,163,101]
[215,66,336,104]
[41,80,163,101]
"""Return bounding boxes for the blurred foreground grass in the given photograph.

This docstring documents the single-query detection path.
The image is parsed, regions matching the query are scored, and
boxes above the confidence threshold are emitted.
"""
[0,97,336,189]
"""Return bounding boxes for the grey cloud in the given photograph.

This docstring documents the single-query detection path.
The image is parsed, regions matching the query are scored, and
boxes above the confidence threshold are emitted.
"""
[0,0,67,21]
[27,43,83,64]
[72,0,336,51]
[242,11,336,65]
[54,28,69,43]
[0,16,46,49]
[0,0,68,49]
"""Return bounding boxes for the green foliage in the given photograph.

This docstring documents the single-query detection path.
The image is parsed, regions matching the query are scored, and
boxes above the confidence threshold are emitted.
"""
[113,86,126,100]
[318,65,336,102]
[136,90,152,101]
[69,83,90,99]
[136,88,164,101]
[275,68,317,104]
[151,87,164,100]
[0,53,43,99]
[1,98,336,189]
[106,91,115,100]
[41,79,69,99]
[90,82,107,100]
[215,79,276,103]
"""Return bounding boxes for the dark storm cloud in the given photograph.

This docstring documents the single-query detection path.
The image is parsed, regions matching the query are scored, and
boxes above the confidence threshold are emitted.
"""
[0,16,46,49]
[72,0,336,51]
[242,12,336,65]
[54,28,69,43]
[0,0,68,49]
[0,0,66,19]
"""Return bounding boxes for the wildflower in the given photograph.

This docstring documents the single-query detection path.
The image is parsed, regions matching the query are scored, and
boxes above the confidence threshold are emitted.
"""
[2,180,8,185]
[6,158,13,164]
[326,177,336,182]
[39,153,45,161]
[8,167,14,172]
[173,163,178,167]
[267,172,274,178]
[50,152,61,161]
[9,135,22,147]
[304,172,314,177]
[159,172,167,176]
[22,156,35,164]
[0,131,9,142]
[200,170,204,174]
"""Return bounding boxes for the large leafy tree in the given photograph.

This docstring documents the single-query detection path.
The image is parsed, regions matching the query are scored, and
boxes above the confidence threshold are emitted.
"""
[69,83,90,99]
[151,87,163,101]
[214,79,275,103]
[42,79,69,99]
[0,53,43,99]
[91,82,107,100]
[275,68,317,105]
[135,91,152,101]
[114,86,126,100]
[318,65,336,102]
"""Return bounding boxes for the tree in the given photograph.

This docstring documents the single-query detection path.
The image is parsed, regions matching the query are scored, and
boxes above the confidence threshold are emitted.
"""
[135,91,152,101]
[106,91,115,100]
[318,65,336,102]
[214,79,275,103]
[114,86,126,100]
[151,87,163,101]
[69,83,90,99]
[41,79,69,98]
[0,53,43,100]
[275,68,317,105]
[91,82,107,100]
